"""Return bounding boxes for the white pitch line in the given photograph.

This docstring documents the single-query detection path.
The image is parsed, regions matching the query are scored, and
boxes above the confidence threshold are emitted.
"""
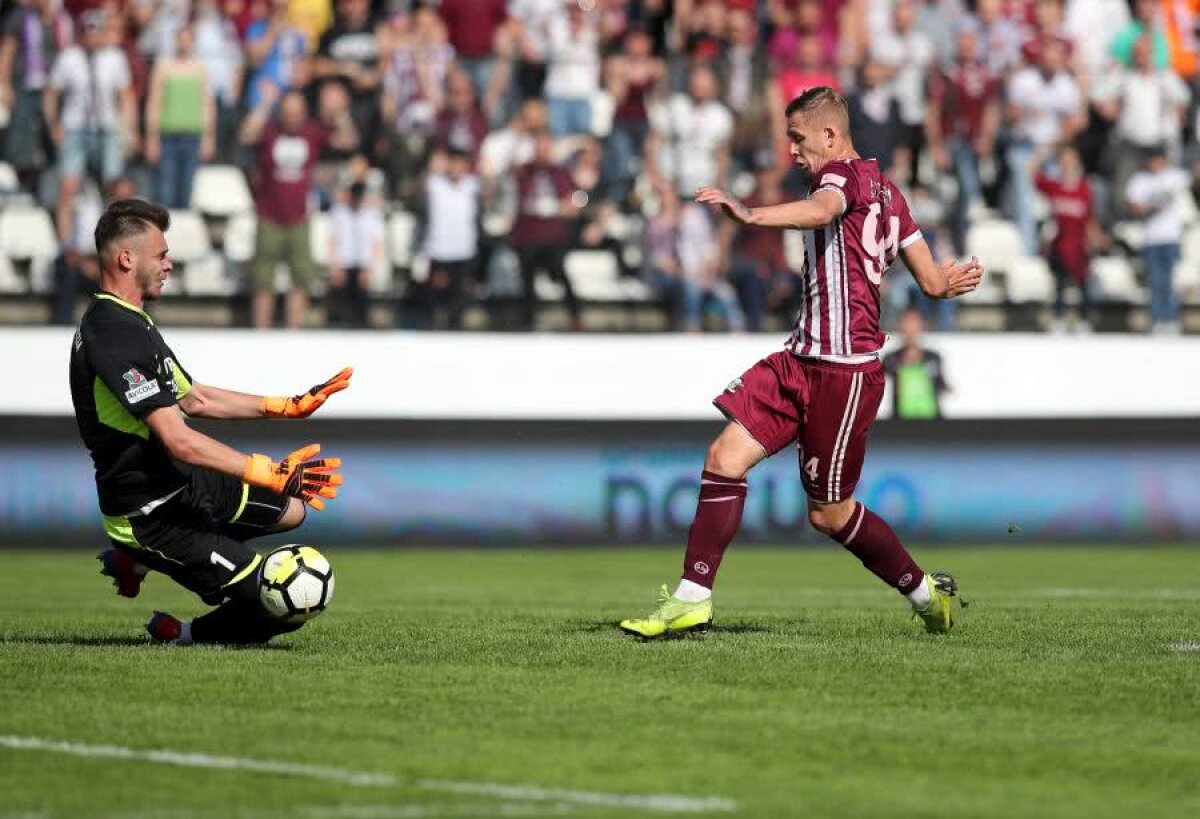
[416,781,737,814]
[0,735,396,787]
[0,736,736,814]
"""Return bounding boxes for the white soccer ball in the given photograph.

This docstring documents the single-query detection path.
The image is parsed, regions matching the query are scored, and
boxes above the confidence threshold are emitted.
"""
[259,544,335,622]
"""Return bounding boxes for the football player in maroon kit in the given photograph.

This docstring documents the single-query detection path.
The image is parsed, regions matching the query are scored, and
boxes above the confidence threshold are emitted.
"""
[620,87,984,638]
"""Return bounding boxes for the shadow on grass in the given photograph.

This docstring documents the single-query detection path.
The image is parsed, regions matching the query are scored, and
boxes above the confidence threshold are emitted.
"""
[572,620,772,636]
[0,634,294,650]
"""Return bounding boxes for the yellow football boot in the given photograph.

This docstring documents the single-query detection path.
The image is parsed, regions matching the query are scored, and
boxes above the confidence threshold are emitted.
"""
[619,584,713,638]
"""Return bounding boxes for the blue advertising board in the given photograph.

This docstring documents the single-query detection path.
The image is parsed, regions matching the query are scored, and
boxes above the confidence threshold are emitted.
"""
[6,429,1200,545]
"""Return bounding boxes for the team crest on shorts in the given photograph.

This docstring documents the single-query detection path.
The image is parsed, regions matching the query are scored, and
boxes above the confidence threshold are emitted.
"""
[725,377,744,393]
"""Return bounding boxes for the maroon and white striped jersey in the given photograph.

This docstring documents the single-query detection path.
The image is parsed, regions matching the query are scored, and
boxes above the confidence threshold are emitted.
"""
[786,158,922,360]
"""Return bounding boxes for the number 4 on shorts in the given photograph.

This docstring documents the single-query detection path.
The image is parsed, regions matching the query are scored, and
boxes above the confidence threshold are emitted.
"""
[805,456,819,483]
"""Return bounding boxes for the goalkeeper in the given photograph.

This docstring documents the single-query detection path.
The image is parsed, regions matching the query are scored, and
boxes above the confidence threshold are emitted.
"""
[71,199,352,645]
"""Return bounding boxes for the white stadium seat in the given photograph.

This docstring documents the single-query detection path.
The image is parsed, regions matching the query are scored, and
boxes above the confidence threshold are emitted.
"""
[957,276,1005,305]
[387,210,416,270]
[0,205,58,293]
[309,212,331,266]
[223,212,257,263]
[1090,256,1145,304]
[0,161,19,193]
[165,210,213,262]
[564,250,623,301]
[1005,256,1055,303]
[533,272,565,301]
[1176,187,1199,226]
[784,230,805,271]
[965,218,1024,274]
[0,255,24,294]
[620,277,653,301]
[190,165,254,216]
[1111,221,1144,252]
[1180,224,1200,268]
[182,255,237,296]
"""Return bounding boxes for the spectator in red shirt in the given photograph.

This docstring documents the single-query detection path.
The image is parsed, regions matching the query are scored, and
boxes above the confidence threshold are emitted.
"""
[434,68,490,170]
[239,83,325,329]
[925,24,1001,255]
[438,0,508,106]
[1021,0,1073,59]
[510,131,583,330]
[1033,145,1105,333]
[603,27,664,205]
[767,0,837,68]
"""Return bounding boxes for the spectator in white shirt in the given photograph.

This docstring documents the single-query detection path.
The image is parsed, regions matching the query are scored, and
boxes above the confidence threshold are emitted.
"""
[869,0,935,186]
[192,0,244,160]
[1005,37,1083,254]
[545,0,598,136]
[1127,147,1190,334]
[1093,35,1190,219]
[1063,0,1131,76]
[479,98,545,183]
[647,64,733,199]
[43,9,136,248]
[327,181,385,327]
[422,146,481,329]
[509,0,562,100]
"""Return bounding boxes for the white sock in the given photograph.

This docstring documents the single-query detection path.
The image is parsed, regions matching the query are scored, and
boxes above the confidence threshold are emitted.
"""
[674,578,712,602]
[906,576,932,610]
[177,621,194,646]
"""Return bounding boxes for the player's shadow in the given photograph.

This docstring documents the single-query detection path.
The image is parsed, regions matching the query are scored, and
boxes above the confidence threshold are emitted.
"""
[0,635,295,650]
[572,620,772,636]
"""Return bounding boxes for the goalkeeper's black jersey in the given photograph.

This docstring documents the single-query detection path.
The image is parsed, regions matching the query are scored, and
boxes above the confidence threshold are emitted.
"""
[70,293,194,516]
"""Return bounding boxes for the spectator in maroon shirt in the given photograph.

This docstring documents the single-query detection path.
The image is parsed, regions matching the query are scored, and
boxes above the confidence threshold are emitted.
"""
[1019,0,1075,68]
[434,68,490,170]
[510,131,583,330]
[602,27,664,206]
[1033,144,1106,333]
[438,0,507,103]
[721,165,793,332]
[925,25,1001,255]
[239,83,325,329]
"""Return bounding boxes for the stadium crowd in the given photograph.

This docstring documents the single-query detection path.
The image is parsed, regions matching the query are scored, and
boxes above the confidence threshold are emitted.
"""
[3,0,1200,332]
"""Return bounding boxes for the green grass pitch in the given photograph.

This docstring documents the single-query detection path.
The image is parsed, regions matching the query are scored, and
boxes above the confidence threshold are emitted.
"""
[1,546,1199,819]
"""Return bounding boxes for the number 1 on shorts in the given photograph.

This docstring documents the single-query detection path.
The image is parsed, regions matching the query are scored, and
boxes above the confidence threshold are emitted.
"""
[210,551,236,572]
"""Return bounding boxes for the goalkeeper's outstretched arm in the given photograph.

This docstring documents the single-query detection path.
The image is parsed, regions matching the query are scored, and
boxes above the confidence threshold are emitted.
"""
[145,406,342,510]
[179,366,354,421]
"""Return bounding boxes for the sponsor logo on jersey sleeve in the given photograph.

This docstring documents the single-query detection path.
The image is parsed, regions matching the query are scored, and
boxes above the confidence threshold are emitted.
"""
[122,368,162,404]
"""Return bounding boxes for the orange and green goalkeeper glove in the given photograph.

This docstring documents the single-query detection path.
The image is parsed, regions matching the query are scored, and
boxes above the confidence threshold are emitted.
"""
[243,444,343,511]
[262,367,354,419]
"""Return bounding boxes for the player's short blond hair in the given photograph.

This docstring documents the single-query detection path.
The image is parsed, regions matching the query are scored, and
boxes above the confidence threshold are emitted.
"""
[785,87,850,134]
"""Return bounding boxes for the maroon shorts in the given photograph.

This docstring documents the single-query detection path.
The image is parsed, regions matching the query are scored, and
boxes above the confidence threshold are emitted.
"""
[713,351,885,503]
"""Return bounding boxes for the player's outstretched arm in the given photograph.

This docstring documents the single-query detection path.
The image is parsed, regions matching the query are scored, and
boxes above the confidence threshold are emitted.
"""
[179,367,354,421]
[145,406,343,510]
[261,366,354,419]
[178,384,267,420]
[900,238,984,299]
[694,187,844,230]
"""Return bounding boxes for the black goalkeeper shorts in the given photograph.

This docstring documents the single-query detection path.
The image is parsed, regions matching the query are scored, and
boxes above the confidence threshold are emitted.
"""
[103,469,293,605]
